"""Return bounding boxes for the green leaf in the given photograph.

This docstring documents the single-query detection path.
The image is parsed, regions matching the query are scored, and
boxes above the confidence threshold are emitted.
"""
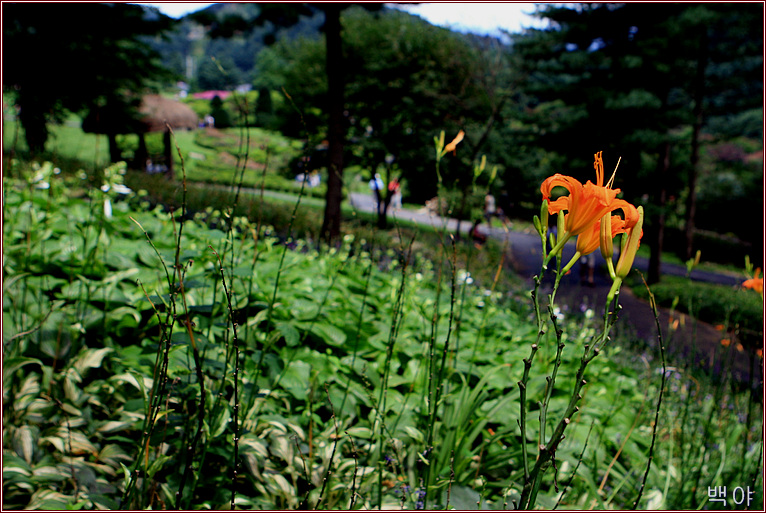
[280,360,311,400]
[26,489,71,510]
[32,465,68,483]
[98,421,133,434]
[443,485,486,510]
[119,462,132,491]
[12,425,38,464]
[3,357,44,388]
[307,323,347,347]
[275,321,300,347]
[72,347,113,375]
[147,454,172,479]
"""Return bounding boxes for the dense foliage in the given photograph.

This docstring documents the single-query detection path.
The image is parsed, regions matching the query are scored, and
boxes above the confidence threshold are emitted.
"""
[3,162,762,509]
[3,3,174,154]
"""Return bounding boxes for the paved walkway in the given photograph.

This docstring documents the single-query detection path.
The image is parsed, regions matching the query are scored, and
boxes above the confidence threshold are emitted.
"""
[348,192,759,387]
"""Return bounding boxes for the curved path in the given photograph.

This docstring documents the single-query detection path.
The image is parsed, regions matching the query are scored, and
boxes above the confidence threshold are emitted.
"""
[349,192,760,387]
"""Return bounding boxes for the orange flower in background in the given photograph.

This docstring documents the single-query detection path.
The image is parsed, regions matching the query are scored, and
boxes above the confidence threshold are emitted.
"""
[443,130,465,154]
[743,268,763,295]
[541,151,639,238]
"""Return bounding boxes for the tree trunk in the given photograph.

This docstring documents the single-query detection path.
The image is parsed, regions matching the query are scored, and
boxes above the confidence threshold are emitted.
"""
[163,130,174,180]
[648,141,671,285]
[135,133,148,171]
[684,30,708,260]
[320,5,345,243]
[108,133,121,163]
[377,194,392,229]
[18,96,49,155]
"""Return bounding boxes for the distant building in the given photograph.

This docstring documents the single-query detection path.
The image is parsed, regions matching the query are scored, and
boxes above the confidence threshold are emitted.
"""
[192,90,232,101]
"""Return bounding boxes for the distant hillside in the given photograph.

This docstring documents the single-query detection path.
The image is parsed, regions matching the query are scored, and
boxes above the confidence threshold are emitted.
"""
[145,3,326,90]
[143,3,483,93]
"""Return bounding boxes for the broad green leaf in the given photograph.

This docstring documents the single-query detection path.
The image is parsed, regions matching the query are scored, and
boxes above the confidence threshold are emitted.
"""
[147,454,172,479]
[26,489,71,510]
[13,425,37,464]
[73,347,113,375]
[443,485,487,510]
[3,357,43,389]
[345,426,373,439]
[280,360,311,400]
[97,421,133,434]
[32,465,68,483]
[276,321,300,347]
[307,323,347,347]
[3,465,32,478]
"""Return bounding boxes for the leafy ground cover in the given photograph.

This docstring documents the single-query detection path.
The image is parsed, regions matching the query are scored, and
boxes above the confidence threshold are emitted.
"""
[3,160,762,510]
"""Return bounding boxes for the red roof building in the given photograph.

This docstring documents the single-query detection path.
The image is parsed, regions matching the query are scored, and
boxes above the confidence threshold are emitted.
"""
[192,90,232,100]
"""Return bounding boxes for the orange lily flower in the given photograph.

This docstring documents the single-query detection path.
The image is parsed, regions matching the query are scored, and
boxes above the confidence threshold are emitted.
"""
[743,268,763,295]
[444,130,465,154]
[572,212,636,260]
[575,219,602,256]
[541,152,639,243]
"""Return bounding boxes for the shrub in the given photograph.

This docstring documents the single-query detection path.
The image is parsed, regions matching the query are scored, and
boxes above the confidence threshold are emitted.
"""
[630,274,764,348]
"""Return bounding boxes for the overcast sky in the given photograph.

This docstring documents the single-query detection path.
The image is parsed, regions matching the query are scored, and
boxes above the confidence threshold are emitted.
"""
[134,2,547,36]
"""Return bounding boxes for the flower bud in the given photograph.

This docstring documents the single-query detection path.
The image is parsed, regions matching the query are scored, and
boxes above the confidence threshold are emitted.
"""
[599,212,613,260]
[615,206,644,279]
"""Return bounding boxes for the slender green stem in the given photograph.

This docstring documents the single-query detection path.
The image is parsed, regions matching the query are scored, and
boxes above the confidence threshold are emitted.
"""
[537,253,567,446]
[423,236,458,509]
[519,264,621,510]
[210,247,241,509]
[632,273,667,509]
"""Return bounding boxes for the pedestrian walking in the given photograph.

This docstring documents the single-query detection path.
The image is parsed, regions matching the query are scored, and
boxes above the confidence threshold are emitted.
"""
[388,178,402,210]
[484,194,497,224]
[369,173,384,214]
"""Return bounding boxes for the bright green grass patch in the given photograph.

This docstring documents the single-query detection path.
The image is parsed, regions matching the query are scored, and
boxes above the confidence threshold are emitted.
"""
[3,118,111,171]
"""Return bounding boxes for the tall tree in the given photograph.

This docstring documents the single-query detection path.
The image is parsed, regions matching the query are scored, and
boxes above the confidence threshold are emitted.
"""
[255,7,505,206]
[675,4,763,259]
[195,3,383,243]
[509,2,761,282]
[3,3,174,154]
[320,4,346,240]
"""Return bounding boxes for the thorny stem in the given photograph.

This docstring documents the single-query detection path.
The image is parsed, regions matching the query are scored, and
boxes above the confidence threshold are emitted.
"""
[314,385,341,510]
[538,256,567,448]
[517,234,624,509]
[210,247,241,509]
[375,235,413,510]
[632,273,667,509]
[423,236,458,509]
